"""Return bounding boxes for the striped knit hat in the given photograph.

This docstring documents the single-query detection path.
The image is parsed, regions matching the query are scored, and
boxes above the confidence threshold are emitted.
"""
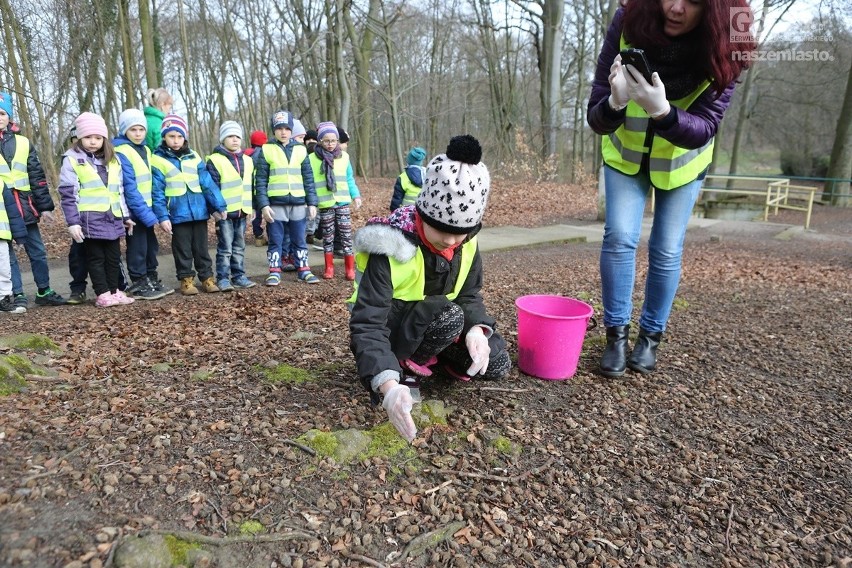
[161,114,188,139]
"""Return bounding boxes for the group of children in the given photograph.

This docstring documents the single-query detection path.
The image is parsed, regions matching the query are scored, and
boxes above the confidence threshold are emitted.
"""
[0,89,369,309]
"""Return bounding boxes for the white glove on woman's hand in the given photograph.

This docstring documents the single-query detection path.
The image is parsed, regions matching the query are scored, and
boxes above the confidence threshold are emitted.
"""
[67,225,84,243]
[608,55,629,111]
[625,70,671,119]
[382,383,417,442]
[465,326,491,377]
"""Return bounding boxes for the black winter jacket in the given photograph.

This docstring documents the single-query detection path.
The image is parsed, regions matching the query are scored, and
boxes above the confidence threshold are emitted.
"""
[0,128,53,225]
[253,140,317,208]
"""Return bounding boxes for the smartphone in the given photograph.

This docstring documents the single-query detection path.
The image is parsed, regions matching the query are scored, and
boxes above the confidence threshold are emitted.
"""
[620,48,653,83]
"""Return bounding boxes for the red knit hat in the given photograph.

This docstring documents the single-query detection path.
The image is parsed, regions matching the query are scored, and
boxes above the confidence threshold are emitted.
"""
[250,130,268,147]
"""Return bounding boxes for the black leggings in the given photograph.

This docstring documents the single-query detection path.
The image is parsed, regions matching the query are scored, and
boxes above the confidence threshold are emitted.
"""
[85,238,121,296]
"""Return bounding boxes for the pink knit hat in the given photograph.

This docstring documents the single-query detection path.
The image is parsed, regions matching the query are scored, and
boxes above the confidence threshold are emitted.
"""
[161,113,188,139]
[74,112,108,138]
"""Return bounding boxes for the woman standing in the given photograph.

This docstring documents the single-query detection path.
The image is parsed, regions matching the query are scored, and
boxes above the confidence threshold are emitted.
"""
[587,0,755,377]
[143,88,174,152]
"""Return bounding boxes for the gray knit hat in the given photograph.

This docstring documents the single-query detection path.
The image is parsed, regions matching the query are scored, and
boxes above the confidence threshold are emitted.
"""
[416,135,490,234]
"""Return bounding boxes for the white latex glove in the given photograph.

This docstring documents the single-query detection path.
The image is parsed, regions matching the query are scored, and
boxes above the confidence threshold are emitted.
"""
[625,69,671,119]
[465,326,491,377]
[608,55,629,111]
[67,224,84,243]
[159,220,173,235]
[123,219,136,236]
[307,205,317,220]
[261,206,275,224]
[382,383,417,442]
[352,197,362,210]
[211,211,225,222]
[41,211,56,224]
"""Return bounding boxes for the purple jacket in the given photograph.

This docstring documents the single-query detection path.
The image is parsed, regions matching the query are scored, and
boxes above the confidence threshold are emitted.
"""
[58,148,129,240]
[587,8,735,150]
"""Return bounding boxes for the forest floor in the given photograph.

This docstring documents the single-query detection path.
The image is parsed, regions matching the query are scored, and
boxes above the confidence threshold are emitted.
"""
[0,178,850,567]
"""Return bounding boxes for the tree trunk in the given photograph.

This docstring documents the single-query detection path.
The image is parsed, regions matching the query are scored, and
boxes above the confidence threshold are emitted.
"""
[540,0,563,159]
[378,1,404,170]
[177,0,195,134]
[344,0,380,176]
[824,57,852,206]
[138,0,160,90]
[117,0,138,109]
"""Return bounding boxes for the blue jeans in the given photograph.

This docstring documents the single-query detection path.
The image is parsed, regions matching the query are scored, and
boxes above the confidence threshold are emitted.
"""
[600,166,701,332]
[10,224,50,293]
[215,217,247,281]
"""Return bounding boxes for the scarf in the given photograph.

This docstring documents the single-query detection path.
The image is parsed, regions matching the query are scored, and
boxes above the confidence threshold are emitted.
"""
[641,31,707,100]
[415,213,460,262]
[314,144,342,192]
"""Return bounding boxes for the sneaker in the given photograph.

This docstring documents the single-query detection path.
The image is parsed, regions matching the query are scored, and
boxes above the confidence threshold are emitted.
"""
[126,278,149,296]
[133,281,167,301]
[443,364,472,382]
[232,276,257,289]
[254,235,268,247]
[13,293,28,310]
[35,288,67,306]
[149,277,174,296]
[66,291,87,305]
[217,278,235,292]
[281,256,296,272]
[297,271,320,284]
[95,291,120,308]
[311,243,324,252]
[265,272,281,286]
[112,290,135,304]
[0,294,26,314]
[401,356,439,377]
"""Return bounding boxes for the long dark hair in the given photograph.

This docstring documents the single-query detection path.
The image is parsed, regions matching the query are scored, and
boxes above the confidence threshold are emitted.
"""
[74,137,115,165]
[623,0,757,90]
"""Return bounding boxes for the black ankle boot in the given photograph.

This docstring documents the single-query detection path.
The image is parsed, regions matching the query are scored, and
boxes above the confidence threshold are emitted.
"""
[628,329,663,373]
[599,325,630,378]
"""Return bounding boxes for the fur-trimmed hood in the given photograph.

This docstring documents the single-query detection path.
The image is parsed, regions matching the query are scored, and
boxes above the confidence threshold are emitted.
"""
[353,206,419,263]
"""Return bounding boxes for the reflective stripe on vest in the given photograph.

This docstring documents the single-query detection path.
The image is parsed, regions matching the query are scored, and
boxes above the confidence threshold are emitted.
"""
[0,135,31,191]
[0,189,10,240]
[151,153,202,197]
[600,37,714,190]
[347,237,478,305]
[398,172,421,205]
[115,145,153,206]
[262,143,306,198]
[310,152,351,208]
[207,153,254,214]
[69,158,123,216]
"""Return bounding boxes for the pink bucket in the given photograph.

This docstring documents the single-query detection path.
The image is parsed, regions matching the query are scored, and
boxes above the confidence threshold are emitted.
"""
[515,295,595,380]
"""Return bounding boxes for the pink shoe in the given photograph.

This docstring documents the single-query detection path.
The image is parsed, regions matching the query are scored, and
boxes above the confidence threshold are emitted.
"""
[443,364,471,382]
[112,290,135,304]
[95,291,120,308]
[401,356,438,377]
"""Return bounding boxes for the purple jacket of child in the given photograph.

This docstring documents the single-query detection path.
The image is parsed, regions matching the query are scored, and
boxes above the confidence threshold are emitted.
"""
[586,8,736,151]
[58,147,129,240]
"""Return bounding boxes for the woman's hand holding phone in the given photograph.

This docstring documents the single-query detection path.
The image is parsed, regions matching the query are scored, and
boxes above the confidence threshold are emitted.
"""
[624,68,671,119]
[608,55,630,111]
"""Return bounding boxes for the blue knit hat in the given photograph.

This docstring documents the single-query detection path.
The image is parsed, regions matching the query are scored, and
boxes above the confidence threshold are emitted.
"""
[406,147,426,166]
[0,91,13,120]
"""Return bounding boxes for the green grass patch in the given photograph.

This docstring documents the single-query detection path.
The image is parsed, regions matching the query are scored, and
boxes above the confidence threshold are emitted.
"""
[298,430,339,457]
[0,333,60,353]
[358,422,417,464]
[259,364,314,384]
[239,520,265,535]
[672,298,689,311]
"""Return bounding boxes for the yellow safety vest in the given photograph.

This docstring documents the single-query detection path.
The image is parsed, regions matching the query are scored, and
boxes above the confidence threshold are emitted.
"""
[601,37,714,190]
[115,145,153,206]
[398,171,421,206]
[347,237,478,305]
[0,135,31,192]
[207,153,253,214]
[150,153,202,197]
[69,157,123,217]
[262,143,306,198]
[310,152,351,208]
[0,185,10,240]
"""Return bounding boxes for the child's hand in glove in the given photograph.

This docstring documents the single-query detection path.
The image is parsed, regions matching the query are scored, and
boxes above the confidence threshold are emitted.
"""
[67,224,84,243]
[465,326,491,377]
[382,382,417,442]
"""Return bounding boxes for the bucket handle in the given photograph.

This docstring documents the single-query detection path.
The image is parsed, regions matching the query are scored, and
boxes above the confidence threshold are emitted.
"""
[587,316,598,332]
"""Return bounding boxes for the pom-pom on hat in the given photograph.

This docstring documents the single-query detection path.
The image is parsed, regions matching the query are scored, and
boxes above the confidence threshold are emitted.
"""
[406,146,427,166]
[0,91,14,120]
[416,135,491,235]
[305,129,318,143]
[338,128,350,144]
[292,119,306,138]
[249,130,268,147]
[219,120,243,142]
[118,109,146,136]
[161,114,188,139]
[75,112,108,138]
[316,121,338,141]
[270,110,293,131]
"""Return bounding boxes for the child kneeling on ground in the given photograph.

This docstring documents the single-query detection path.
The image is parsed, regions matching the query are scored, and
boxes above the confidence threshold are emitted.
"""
[348,135,511,442]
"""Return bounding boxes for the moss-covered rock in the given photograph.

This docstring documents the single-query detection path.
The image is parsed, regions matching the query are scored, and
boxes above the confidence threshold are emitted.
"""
[0,333,61,354]
[0,353,56,396]
[151,363,172,373]
[331,429,372,462]
[411,399,450,427]
[113,534,172,568]
[259,364,314,384]
[299,430,340,457]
